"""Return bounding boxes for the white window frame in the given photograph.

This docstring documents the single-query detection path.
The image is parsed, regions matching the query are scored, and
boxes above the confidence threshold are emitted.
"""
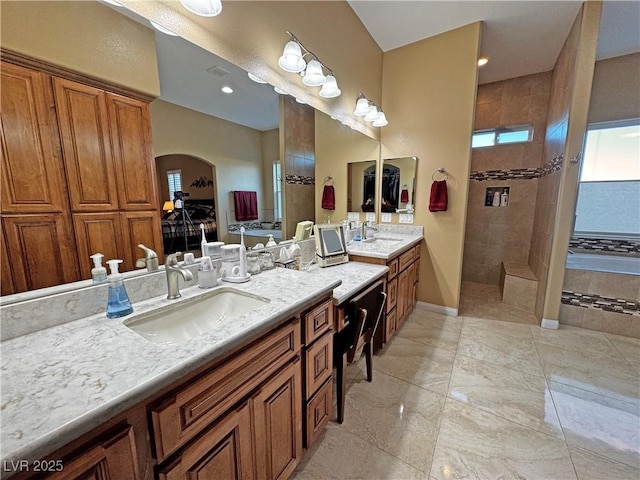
[472,125,534,148]
[167,169,182,201]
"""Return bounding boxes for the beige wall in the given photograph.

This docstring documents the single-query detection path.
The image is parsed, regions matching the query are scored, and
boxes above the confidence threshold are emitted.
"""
[156,155,215,203]
[463,72,551,285]
[121,0,382,139]
[380,23,482,310]
[0,1,160,97]
[588,53,640,124]
[315,111,381,223]
[150,99,266,241]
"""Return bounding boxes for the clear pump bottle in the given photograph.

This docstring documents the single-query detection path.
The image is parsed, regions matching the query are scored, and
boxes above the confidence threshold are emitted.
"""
[106,259,133,318]
[89,253,107,284]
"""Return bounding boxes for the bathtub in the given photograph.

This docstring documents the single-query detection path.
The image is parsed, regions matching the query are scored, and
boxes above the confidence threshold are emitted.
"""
[566,253,640,276]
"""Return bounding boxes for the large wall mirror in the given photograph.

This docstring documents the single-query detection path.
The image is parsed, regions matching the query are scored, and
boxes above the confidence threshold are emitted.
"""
[347,160,377,215]
[382,156,418,213]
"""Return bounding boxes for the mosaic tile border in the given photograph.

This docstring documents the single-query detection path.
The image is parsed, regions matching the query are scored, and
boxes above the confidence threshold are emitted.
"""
[569,237,640,256]
[470,154,563,181]
[562,290,640,316]
[228,221,282,232]
[285,174,315,185]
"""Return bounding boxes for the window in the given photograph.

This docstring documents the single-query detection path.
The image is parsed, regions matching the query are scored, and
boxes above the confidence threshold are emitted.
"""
[273,162,282,221]
[167,169,182,200]
[472,125,534,148]
[574,121,640,237]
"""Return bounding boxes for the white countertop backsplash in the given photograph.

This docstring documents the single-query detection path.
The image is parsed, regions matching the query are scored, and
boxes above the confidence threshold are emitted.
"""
[0,258,390,466]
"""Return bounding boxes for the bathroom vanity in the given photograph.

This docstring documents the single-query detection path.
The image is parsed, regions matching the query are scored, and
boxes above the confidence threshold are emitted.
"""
[0,260,392,480]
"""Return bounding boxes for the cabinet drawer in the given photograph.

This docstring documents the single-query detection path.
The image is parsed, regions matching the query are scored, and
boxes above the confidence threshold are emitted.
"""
[385,308,397,343]
[305,378,333,448]
[387,258,399,279]
[303,298,333,345]
[150,319,300,461]
[387,277,398,313]
[335,306,348,332]
[398,249,416,271]
[304,330,333,400]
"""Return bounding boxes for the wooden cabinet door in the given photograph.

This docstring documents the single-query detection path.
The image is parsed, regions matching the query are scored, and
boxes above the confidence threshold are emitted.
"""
[73,213,124,279]
[47,426,140,480]
[120,211,163,272]
[107,94,158,211]
[158,403,254,480]
[2,214,80,292]
[397,268,409,327]
[252,360,303,480]
[1,62,67,213]
[1,227,16,296]
[53,77,118,212]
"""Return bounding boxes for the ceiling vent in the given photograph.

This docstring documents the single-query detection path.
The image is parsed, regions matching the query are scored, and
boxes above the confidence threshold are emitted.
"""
[206,65,230,78]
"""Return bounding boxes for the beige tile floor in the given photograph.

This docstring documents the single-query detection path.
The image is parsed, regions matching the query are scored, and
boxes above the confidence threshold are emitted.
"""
[291,298,640,479]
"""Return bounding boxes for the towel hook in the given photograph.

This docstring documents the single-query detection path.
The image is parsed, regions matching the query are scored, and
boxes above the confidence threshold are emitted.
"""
[323,175,334,184]
[432,167,449,181]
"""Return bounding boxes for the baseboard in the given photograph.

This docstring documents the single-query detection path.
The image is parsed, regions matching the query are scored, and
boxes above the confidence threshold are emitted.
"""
[541,318,559,329]
[415,301,459,317]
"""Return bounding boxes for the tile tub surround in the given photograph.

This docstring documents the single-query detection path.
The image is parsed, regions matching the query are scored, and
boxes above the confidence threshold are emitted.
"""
[292,309,640,479]
[0,268,341,467]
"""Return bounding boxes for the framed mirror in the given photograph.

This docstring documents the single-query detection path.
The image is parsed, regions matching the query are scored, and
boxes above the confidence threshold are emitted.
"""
[382,156,418,213]
[347,160,377,216]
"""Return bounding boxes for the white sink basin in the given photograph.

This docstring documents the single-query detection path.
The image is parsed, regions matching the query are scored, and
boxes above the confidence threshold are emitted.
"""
[123,288,270,345]
[362,236,401,246]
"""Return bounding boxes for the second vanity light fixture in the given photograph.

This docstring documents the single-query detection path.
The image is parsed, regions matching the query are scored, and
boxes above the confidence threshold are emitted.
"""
[354,93,388,127]
[278,32,341,98]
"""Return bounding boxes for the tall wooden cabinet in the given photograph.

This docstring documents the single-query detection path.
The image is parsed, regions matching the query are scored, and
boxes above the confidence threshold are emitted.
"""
[1,59,162,295]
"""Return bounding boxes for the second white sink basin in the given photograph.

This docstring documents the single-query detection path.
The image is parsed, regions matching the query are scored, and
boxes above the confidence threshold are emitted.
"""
[362,236,401,246]
[123,288,270,345]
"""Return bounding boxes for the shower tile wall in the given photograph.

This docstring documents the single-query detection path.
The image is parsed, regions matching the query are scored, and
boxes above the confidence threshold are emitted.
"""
[463,72,551,285]
[282,96,316,240]
[529,14,582,319]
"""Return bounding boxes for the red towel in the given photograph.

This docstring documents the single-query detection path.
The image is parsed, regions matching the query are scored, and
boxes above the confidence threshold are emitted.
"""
[429,180,448,212]
[234,191,258,221]
[400,189,409,203]
[321,185,335,210]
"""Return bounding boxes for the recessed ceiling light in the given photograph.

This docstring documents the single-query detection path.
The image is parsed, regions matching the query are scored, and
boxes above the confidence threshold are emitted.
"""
[478,57,489,67]
[221,86,233,94]
[150,20,179,36]
[247,72,267,84]
[274,86,287,95]
[295,97,306,104]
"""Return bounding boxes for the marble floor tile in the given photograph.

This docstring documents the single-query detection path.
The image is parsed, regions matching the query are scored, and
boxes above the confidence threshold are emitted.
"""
[535,341,639,405]
[395,311,462,352]
[291,423,423,480]
[530,324,622,356]
[341,371,445,472]
[458,317,545,377]
[492,302,539,324]
[606,333,640,369]
[448,355,564,438]
[550,381,640,469]
[569,445,640,480]
[430,399,577,480]
[373,336,456,395]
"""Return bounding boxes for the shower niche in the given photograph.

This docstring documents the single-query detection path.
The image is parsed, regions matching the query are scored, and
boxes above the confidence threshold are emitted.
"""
[485,186,510,207]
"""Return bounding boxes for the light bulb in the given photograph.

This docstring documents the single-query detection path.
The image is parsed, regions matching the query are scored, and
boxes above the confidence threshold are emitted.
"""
[302,59,326,86]
[372,112,388,127]
[354,97,371,116]
[274,86,287,95]
[364,106,379,122]
[179,0,222,17]
[319,75,341,98]
[278,41,306,73]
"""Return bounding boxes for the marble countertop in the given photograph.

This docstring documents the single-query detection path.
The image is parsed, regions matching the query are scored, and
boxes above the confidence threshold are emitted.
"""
[0,260,388,466]
[347,232,423,260]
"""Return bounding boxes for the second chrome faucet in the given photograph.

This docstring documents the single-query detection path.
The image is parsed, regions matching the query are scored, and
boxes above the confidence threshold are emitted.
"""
[165,252,194,299]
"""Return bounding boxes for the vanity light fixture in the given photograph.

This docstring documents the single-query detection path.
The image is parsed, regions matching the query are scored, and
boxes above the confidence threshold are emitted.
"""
[354,93,388,127]
[248,72,267,84]
[278,32,341,98]
[179,0,222,17]
[221,85,233,94]
[150,20,179,36]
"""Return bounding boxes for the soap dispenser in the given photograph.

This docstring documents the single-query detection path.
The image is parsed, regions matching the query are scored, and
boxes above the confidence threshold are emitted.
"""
[265,234,277,248]
[501,188,509,207]
[89,253,108,284]
[106,259,133,318]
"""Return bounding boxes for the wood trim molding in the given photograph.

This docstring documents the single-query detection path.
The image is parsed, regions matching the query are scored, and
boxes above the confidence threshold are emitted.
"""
[1,48,156,103]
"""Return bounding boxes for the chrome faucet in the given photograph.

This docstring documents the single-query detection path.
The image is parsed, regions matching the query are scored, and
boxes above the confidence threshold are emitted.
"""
[136,244,159,272]
[363,222,378,240]
[165,252,194,300]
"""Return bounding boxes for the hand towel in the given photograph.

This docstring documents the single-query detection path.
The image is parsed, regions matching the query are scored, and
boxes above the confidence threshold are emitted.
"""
[321,185,335,210]
[400,189,409,203]
[233,191,258,221]
[429,180,448,212]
